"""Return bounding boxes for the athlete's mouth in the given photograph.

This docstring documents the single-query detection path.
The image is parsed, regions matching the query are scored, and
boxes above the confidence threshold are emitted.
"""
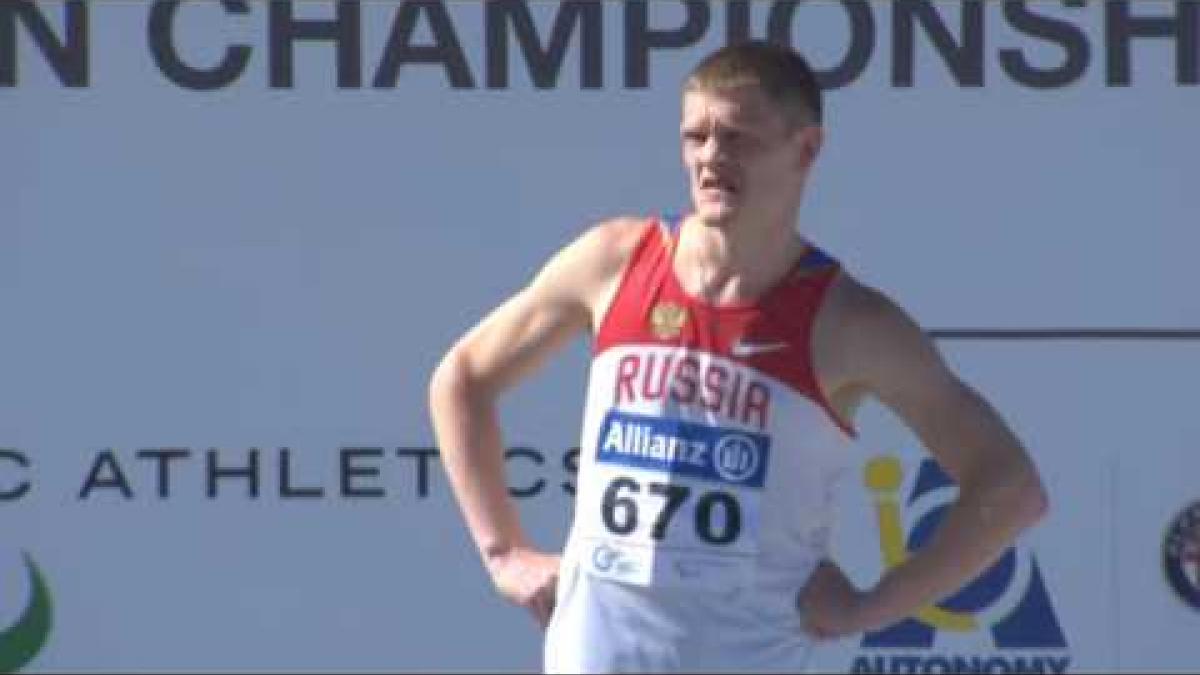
[699,175,738,195]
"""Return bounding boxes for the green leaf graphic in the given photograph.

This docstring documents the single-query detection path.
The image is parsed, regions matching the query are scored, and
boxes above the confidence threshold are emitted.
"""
[0,553,52,674]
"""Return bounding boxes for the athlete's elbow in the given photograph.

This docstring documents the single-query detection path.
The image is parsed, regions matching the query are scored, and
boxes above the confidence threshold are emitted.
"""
[990,462,1049,531]
[430,346,498,412]
[429,348,471,413]
[1022,471,1050,527]
[963,456,1048,534]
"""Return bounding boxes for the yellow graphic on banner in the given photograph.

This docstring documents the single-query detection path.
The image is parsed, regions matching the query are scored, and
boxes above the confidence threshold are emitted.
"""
[865,457,976,632]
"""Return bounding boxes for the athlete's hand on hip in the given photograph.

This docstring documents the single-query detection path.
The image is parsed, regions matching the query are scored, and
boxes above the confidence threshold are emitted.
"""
[487,547,561,629]
[797,559,867,640]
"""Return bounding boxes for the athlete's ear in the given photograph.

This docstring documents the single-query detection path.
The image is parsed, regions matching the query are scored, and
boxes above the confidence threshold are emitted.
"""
[794,125,823,172]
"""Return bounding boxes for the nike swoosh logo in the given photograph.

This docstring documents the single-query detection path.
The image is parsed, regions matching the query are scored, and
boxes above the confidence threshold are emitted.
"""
[0,552,53,673]
[730,340,789,357]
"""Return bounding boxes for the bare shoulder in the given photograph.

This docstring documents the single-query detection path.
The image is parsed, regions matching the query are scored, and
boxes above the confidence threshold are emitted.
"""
[531,216,645,283]
[526,215,651,327]
[574,215,653,323]
[566,215,652,276]
[816,270,946,398]
[822,271,925,344]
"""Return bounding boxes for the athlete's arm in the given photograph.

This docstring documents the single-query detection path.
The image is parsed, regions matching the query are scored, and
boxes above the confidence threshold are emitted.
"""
[428,218,644,626]
[800,277,1049,638]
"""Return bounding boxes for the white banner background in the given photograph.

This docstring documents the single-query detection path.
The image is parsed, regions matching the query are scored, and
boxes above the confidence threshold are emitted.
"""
[3,1,1198,671]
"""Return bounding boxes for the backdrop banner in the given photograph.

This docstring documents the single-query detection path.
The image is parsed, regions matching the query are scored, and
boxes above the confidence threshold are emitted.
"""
[4,1,1197,671]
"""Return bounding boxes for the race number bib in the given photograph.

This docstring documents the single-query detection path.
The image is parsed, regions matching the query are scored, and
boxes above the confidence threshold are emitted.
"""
[580,410,771,592]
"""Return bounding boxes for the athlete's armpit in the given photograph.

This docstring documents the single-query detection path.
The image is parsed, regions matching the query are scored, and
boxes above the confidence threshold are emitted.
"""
[826,278,1040,492]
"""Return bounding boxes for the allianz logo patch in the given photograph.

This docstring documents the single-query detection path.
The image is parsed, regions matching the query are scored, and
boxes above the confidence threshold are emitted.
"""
[596,410,770,488]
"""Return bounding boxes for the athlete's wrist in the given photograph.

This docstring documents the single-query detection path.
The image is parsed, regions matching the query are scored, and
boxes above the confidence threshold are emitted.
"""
[482,540,527,569]
[857,567,933,634]
[851,585,896,634]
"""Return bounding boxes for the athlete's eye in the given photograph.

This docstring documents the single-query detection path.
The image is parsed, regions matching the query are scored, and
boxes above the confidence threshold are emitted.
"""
[718,130,748,149]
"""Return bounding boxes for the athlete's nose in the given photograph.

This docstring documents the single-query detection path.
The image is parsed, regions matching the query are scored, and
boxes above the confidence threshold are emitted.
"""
[696,129,724,164]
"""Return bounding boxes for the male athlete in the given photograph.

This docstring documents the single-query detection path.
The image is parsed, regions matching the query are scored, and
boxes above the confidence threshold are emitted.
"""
[429,41,1048,673]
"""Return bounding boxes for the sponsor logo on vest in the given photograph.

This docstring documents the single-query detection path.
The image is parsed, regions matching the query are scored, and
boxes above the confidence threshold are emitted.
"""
[591,543,638,577]
[730,339,789,358]
[601,418,709,467]
[711,434,761,483]
[596,411,769,489]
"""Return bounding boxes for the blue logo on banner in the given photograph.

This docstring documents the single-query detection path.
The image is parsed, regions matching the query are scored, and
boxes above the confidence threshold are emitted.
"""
[1164,500,1200,612]
[851,457,1070,674]
[596,410,769,488]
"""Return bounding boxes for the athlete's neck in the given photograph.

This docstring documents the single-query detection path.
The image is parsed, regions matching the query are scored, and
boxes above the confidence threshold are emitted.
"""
[674,214,806,305]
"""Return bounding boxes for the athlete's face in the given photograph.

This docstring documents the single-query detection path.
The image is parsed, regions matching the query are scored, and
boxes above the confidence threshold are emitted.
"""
[681,85,819,226]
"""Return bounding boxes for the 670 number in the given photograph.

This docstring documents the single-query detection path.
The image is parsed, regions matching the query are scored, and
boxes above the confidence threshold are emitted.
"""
[601,477,741,545]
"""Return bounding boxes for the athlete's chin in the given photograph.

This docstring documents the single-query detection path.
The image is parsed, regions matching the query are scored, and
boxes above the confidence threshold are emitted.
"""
[693,202,739,227]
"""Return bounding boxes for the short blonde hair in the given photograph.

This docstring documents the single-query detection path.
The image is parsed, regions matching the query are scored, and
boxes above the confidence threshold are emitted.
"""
[684,41,823,128]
